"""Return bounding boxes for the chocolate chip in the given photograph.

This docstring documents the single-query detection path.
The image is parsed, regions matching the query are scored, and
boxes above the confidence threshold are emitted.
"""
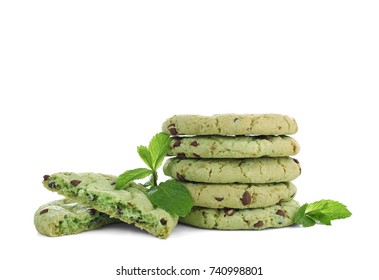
[254,221,263,228]
[224,208,235,216]
[176,173,185,181]
[89,209,97,216]
[160,218,167,225]
[240,191,251,205]
[111,181,116,185]
[40,208,49,215]
[190,141,199,147]
[127,202,134,206]
[193,153,201,158]
[168,124,177,135]
[43,175,50,181]
[276,209,286,218]
[48,181,56,188]
[116,206,123,215]
[173,139,182,148]
[177,153,186,158]
[70,180,81,187]
[215,197,224,201]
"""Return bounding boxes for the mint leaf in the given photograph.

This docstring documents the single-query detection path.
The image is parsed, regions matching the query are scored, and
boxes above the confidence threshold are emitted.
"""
[294,204,316,227]
[307,211,331,225]
[306,199,352,220]
[148,132,171,170]
[137,145,153,169]
[147,179,194,217]
[115,168,152,190]
[294,200,352,227]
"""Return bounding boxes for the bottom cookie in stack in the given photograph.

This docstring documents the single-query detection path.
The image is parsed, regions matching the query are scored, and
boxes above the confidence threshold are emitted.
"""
[179,181,300,230]
[180,200,299,230]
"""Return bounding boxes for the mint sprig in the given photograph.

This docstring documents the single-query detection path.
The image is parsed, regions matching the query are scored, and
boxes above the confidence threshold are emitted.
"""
[294,199,352,227]
[115,132,193,217]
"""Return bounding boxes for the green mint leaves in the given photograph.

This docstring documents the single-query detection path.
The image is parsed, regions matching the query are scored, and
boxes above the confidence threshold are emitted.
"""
[116,168,152,190]
[115,132,193,217]
[137,132,171,171]
[147,180,193,217]
[115,132,170,189]
[294,199,352,227]
[147,132,172,170]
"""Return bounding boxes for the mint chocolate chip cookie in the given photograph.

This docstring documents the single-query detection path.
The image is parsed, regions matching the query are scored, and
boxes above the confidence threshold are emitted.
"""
[168,135,300,158]
[164,157,301,184]
[42,173,178,239]
[180,200,300,230]
[34,198,118,237]
[162,114,298,136]
[182,181,296,209]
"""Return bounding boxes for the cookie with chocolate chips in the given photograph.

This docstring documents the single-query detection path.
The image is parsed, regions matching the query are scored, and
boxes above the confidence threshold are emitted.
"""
[162,114,298,136]
[163,157,301,184]
[34,198,118,237]
[42,172,178,239]
[168,135,300,158]
[181,181,297,209]
[180,200,300,230]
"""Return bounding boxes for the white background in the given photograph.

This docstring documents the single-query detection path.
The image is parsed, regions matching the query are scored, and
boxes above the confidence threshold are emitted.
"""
[1,1,378,279]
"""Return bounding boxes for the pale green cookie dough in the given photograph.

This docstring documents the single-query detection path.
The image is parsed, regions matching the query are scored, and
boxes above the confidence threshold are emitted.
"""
[182,181,296,209]
[42,173,178,239]
[34,198,118,237]
[168,135,300,158]
[180,200,300,230]
[162,114,298,136]
[164,157,301,184]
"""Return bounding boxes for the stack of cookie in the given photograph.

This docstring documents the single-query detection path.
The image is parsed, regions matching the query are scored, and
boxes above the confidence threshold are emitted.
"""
[162,114,301,230]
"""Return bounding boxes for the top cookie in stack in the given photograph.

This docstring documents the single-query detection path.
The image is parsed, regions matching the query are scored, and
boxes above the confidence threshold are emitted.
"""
[162,114,301,230]
[162,114,298,136]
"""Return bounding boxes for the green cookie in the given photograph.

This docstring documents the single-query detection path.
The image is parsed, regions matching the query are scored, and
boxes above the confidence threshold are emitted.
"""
[180,200,300,230]
[42,173,178,239]
[34,198,118,237]
[162,114,298,136]
[182,181,296,209]
[164,157,301,184]
[168,135,300,158]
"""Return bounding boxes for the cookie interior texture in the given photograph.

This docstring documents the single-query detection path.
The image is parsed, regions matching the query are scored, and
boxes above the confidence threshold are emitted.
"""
[42,173,178,239]
[34,198,118,237]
